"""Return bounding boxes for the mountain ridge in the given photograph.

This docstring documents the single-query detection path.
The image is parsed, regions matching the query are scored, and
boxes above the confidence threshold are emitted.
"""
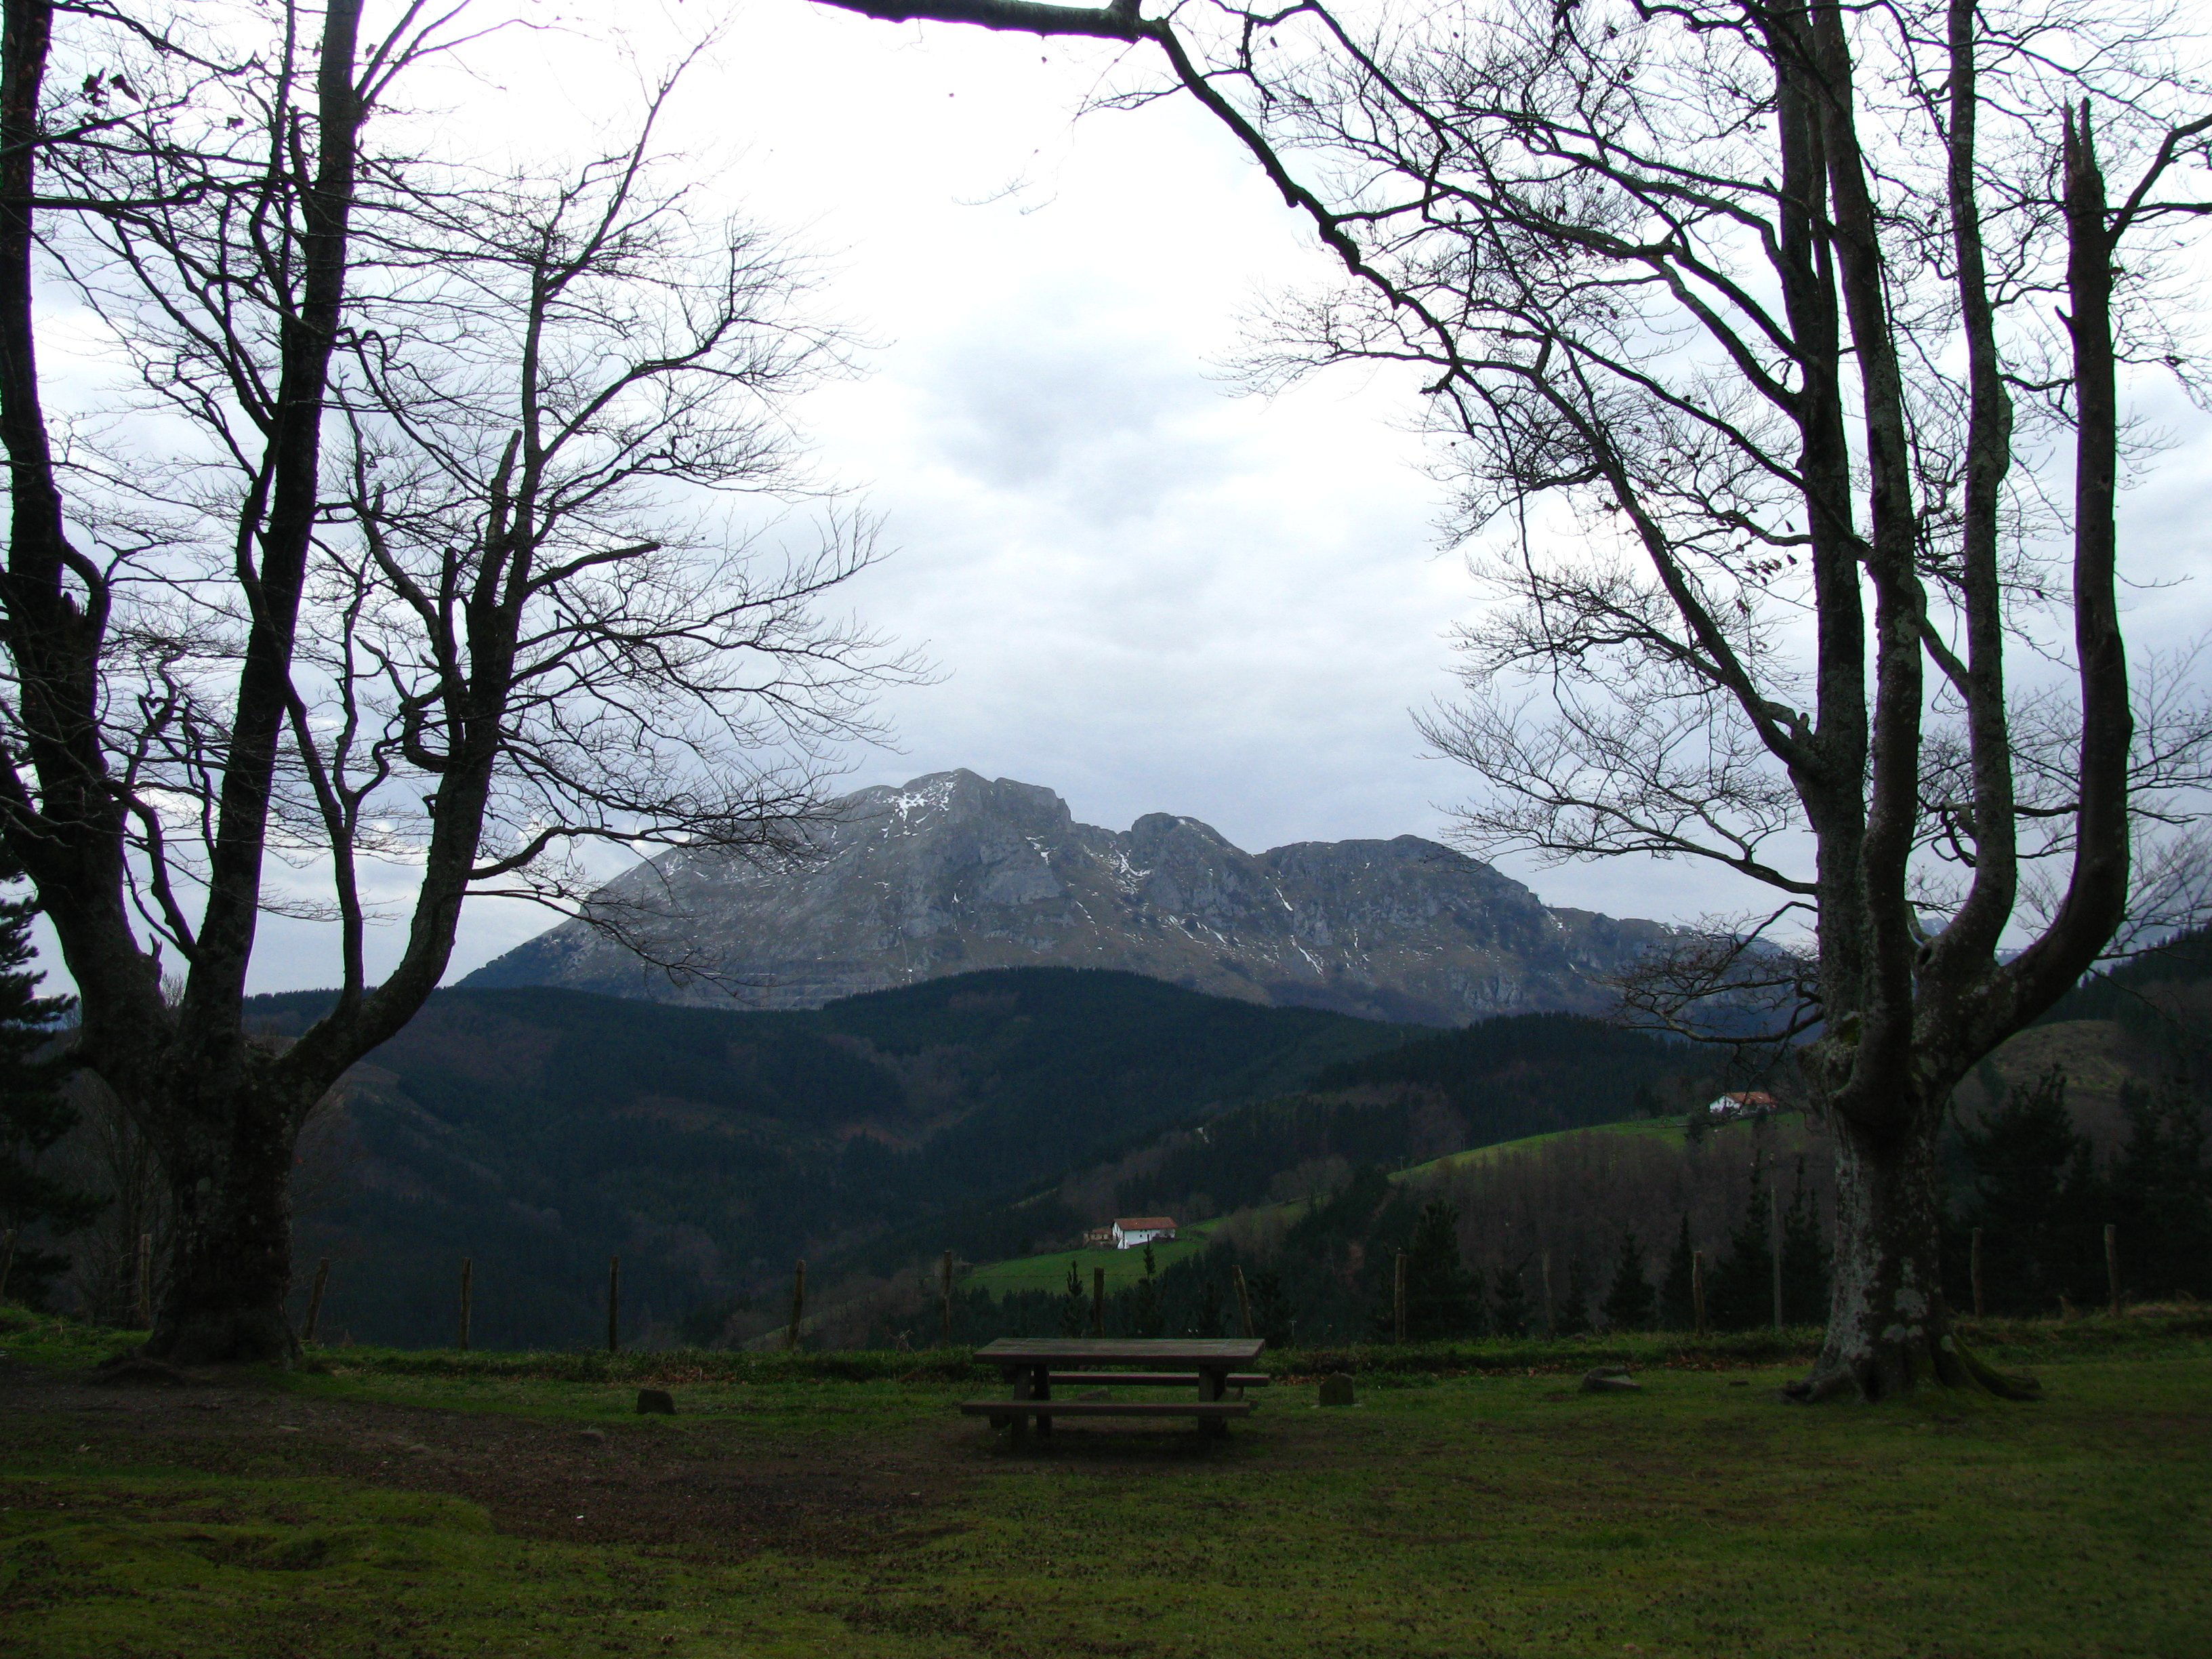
[464,769,1679,1025]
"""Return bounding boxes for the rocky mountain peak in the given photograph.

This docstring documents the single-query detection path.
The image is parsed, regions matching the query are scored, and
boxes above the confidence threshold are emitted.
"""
[463,771,1679,1025]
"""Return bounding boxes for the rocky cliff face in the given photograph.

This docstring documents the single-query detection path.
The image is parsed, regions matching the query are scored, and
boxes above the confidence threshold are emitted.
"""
[463,770,1678,1025]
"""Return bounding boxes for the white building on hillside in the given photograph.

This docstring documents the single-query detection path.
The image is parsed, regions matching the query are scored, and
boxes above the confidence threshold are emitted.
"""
[1706,1090,1780,1121]
[1111,1216,1177,1250]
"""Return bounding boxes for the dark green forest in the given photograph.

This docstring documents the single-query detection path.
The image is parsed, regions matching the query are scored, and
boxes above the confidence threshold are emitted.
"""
[16,928,2210,1353]
[264,970,1416,1347]
[829,1008,1717,1289]
[912,933,2212,1349]
[920,1054,2211,1350]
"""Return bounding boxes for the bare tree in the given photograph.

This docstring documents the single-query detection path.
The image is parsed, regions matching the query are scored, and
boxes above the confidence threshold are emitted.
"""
[812,0,2212,1396]
[0,3,907,1362]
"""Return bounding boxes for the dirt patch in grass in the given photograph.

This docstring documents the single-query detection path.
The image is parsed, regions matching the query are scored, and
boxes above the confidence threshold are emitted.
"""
[0,1357,962,1559]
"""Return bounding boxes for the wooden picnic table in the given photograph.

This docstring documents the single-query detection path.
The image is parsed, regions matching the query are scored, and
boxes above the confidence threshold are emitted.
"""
[963,1338,1267,1441]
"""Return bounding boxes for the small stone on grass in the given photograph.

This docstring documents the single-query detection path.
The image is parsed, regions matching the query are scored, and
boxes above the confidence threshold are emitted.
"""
[1580,1367,1641,1394]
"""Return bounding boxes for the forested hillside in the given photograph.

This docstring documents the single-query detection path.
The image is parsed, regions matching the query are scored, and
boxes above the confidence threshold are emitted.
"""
[816,1011,1719,1309]
[1103,1014,1709,1216]
[269,969,1415,1349]
[234,935,2212,1354]
[831,940,2212,1352]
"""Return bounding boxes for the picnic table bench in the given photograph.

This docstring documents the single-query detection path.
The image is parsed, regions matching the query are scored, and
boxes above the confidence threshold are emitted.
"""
[963,1338,1267,1441]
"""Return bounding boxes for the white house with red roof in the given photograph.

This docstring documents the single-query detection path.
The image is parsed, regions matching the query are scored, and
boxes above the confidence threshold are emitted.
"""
[1110,1216,1177,1250]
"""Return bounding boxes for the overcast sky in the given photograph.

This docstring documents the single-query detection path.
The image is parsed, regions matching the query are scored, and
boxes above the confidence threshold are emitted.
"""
[48,1,2212,992]
[268,0,1548,990]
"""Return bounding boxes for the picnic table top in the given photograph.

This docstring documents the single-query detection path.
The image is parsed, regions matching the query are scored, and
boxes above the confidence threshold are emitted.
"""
[975,1337,1265,1366]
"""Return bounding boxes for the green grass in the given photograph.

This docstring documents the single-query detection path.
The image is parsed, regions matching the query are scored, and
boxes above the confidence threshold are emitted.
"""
[962,1227,1220,1296]
[11,1303,2201,1387]
[5,1307,2210,1656]
[1400,1112,1692,1176]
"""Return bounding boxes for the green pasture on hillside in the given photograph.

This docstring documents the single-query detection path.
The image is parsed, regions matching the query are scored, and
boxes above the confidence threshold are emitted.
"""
[1401,1112,1690,1176]
[1398,1108,1818,1182]
[961,1113,1800,1295]
[962,1225,1219,1296]
[3,1307,2209,1658]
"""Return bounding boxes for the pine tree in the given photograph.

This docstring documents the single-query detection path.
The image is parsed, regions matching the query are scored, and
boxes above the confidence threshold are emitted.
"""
[1779,1158,1830,1326]
[1658,1214,1698,1331]
[1557,1254,1592,1337]
[2108,1082,2212,1300]
[1399,1199,1478,1340]
[1195,1276,1226,1338]
[1491,1258,1532,1338]
[1704,1160,1776,1330]
[1058,1259,1087,1336]
[1128,1242,1166,1336]
[0,857,91,1309]
[1246,1268,1294,1347]
[1602,1229,1656,1331]
[1955,1067,2104,1313]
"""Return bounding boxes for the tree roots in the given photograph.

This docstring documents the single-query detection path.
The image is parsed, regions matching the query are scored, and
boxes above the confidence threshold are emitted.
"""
[1784,1328,2041,1404]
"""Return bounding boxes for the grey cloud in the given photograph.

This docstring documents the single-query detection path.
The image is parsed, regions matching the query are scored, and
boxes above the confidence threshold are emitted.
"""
[918,312,1237,515]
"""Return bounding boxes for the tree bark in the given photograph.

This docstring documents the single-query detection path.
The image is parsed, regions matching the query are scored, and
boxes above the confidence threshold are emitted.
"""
[1793,1100,2034,1401]
[1795,1102,1946,1397]
[146,1074,308,1366]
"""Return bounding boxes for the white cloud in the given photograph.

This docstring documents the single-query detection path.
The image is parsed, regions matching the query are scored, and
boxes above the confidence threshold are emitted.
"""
[26,1,2211,996]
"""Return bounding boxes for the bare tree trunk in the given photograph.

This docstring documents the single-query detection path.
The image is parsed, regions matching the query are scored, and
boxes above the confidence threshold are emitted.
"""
[1797,1103,2033,1400]
[147,1079,310,1364]
[1801,1107,1946,1397]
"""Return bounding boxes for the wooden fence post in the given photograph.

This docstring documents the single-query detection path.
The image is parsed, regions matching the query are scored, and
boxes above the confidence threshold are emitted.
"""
[939,1250,954,1347]
[1091,1265,1106,1336]
[1233,1265,1254,1340]
[1970,1228,1984,1320]
[1770,1186,1784,1330]
[2104,1223,2121,1316]
[1540,1250,1555,1339]
[1692,1250,1707,1338]
[786,1260,806,1352]
[1393,1250,1408,1344]
[607,1255,621,1354]
[136,1231,152,1328]
[458,1257,473,1353]
[303,1257,330,1344]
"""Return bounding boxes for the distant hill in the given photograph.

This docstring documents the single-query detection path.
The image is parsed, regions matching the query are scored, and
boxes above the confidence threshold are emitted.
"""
[275,968,1416,1349]
[463,768,1682,1025]
[821,1010,1717,1296]
[1956,924,2212,1146]
[875,1111,1820,1351]
[772,935,2212,1350]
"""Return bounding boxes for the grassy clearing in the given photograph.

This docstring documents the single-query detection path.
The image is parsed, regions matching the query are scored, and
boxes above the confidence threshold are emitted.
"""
[11,1303,2205,1388]
[4,1307,2209,1657]
[1402,1113,1692,1177]
[961,1229,1218,1296]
